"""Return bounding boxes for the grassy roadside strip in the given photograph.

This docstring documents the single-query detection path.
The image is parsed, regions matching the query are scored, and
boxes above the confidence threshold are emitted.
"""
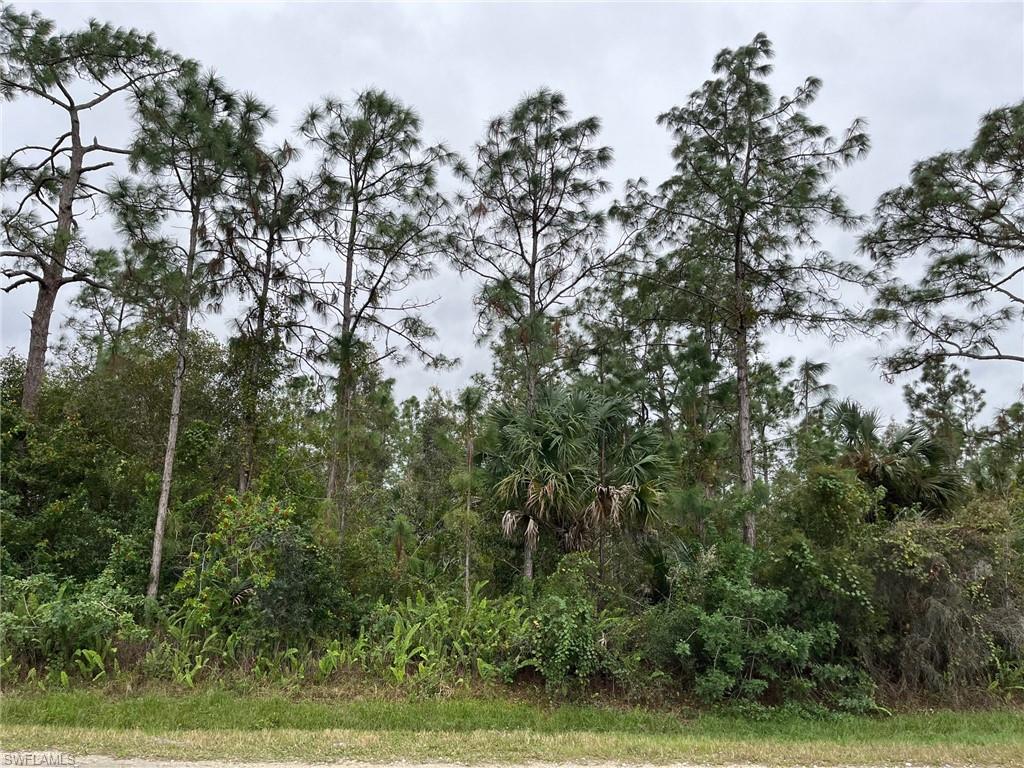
[2,691,1023,765]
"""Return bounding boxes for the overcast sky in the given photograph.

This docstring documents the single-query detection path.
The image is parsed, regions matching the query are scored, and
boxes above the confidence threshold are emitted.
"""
[3,1,1023,417]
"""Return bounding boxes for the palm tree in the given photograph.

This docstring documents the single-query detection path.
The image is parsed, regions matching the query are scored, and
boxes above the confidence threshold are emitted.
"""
[488,387,664,580]
[829,399,963,516]
[490,389,587,580]
[583,392,664,581]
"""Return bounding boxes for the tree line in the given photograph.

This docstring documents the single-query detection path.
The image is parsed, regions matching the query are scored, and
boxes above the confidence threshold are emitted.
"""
[2,8,1022,706]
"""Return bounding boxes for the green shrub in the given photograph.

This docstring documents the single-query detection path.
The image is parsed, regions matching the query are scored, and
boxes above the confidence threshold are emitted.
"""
[522,554,605,691]
[767,536,878,664]
[766,468,881,658]
[172,495,356,644]
[775,466,879,548]
[866,499,1024,695]
[0,569,148,670]
[667,544,874,710]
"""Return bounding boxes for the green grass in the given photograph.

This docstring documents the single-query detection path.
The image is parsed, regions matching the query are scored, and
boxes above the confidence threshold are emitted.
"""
[3,689,1023,765]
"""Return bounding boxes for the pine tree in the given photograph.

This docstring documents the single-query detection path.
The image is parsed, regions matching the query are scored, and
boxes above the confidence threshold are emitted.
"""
[794,358,836,419]
[300,89,454,538]
[750,357,797,486]
[110,70,272,598]
[971,402,1024,493]
[214,141,320,493]
[62,247,144,369]
[864,102,1024,374]
[453,90,629,413]
[902,358,985,467]
[0,8,179,415]
[623,33,869,545]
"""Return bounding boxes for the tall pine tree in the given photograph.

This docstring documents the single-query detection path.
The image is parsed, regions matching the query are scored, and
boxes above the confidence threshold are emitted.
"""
[300,89,453,537]
[111,70,271,598]
[1,8,179,415]
[623,34,868,545]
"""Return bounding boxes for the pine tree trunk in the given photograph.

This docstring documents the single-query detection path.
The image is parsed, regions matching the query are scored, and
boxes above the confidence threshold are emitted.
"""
[734,222,756,547]
[327,349,354,535]
[697,482,712,544]
[21,279,58,415]
[238,440,255,495]
[598,439,606,584]
[147,307,190,599]
[147,211,198,599]
[520,223,541,580]
[331,371,354,540]
[735,338,756,545]
[330,198,359,540]
[21,110,83,417]
[525,361,538,414]
[464,431,474,609]
[464,531,471,610]
[108,296,128,370]
[325,457,338,507]
[525,221,539,414]
[238,245,273,494]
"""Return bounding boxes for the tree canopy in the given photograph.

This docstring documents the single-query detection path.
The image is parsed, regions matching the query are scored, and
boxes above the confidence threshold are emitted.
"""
[2,16,1022,712]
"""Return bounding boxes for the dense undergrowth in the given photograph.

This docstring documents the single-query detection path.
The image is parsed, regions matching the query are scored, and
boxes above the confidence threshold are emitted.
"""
[4,483,1023,714]
[3,350,1023,713]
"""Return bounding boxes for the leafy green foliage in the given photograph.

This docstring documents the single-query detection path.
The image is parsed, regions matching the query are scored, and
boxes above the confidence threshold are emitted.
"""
[1,12,1022,713]
[359,584,529,688]
[0,570,148,669]
[522,555,605,690]
[173,495,355,643]
[667,545,874,711]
